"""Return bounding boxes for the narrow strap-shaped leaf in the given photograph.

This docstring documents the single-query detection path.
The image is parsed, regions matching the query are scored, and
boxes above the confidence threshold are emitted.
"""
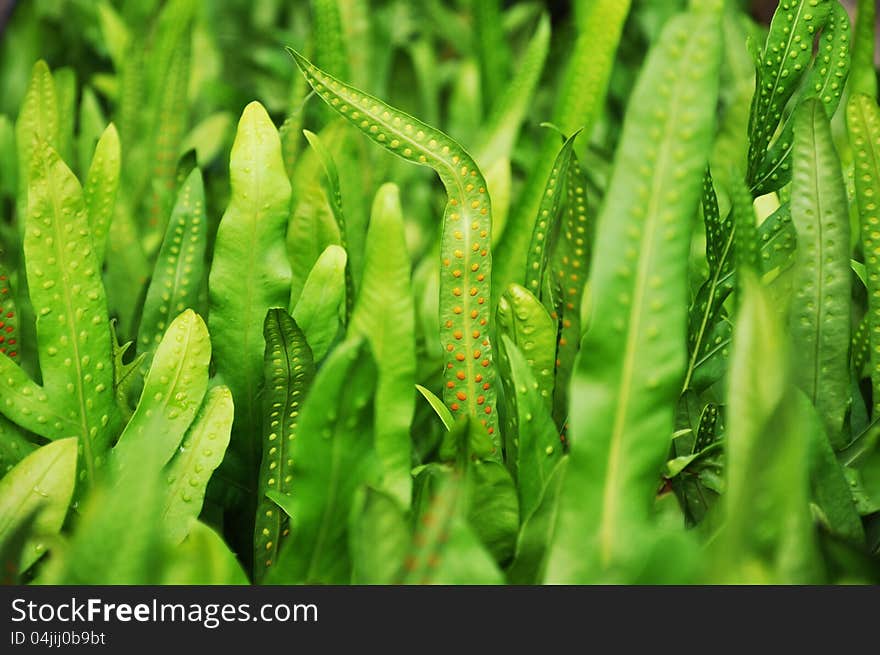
[83,123,120,266]
[524,131,580,296]
[208,101,292,480]
[303,129,354,322]
[507,457,566,585]
[0,438,77,572]
[493,0,631,297]
[15,60,59,218]
[146,23,192,237]
[790,98,851,448]
[76,87,106,180]
[350,184,416,506]
[54,67,76,168]
[547,7,722,582]
[847,94,880,415]
[266,338,378,584]
[701,169,731,274]
[473,0,510,105]
[496,284,557,408]
[683,172,735,393]
[112,309,210,474]
[291,245,346,361]
[137,168,207,375]
[551,152,591,424]
[752,2,851,195]
[447,59,482,145]
[732,172,759,279]
[746,0,832,185]
[96,1,130,73]
[115,41,146,157]
[501,335,562,518]
[808,415,864,544]
[473,13,550,168]
[310,0,350,80]
[163,385,234,544]
[290,49,500,443]
[0,116,15,200]
[692,403,720,454]
[688,205,796,393]
[715,276,819,583]
[415,384,454,431]
[23,141,119,483]
[102,196,150,340]
[850,0,877,99]
[254,308,315,582]
[849,94,880,416]
[287,183,342,306]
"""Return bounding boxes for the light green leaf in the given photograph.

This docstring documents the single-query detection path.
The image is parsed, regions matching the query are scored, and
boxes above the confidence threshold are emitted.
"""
[292,245,346,361]
[163,386,234,544]
[789,98,851,448]
[547,6,722,582]
[350,183,416,506]
[0,438,76,572]
[209,101,292,481]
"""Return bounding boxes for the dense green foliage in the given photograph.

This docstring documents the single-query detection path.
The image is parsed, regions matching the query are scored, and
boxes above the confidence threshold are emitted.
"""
[0,0,879,584]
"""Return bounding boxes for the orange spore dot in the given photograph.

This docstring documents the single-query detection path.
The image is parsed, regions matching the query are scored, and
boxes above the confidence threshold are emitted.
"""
[456,391,466,401]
